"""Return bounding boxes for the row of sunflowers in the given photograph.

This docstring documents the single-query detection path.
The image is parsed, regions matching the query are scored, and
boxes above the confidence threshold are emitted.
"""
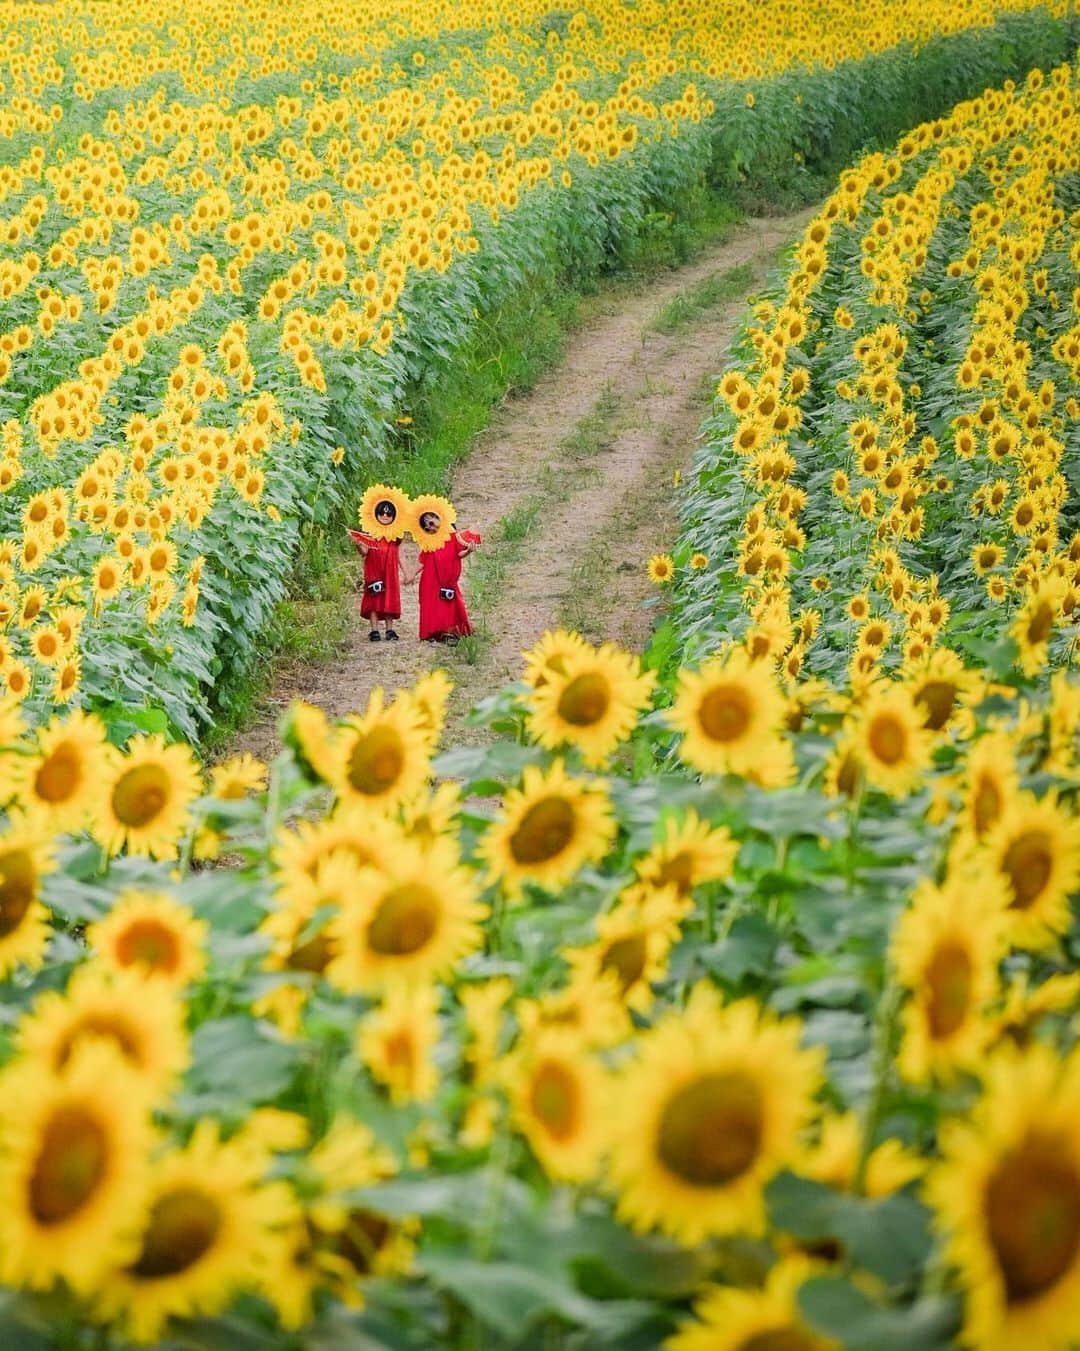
[0,60,1077,1347]
[0,0,1073,742]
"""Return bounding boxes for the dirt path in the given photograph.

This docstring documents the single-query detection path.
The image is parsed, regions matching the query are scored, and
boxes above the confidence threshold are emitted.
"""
[230,210,811,760]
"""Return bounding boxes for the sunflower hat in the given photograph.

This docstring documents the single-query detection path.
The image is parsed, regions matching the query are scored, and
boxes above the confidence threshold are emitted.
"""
[409,493,456,552]
[359,484,411,541]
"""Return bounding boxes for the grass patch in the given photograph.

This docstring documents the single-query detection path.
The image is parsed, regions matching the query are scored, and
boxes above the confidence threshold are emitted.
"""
[646,260,756,336]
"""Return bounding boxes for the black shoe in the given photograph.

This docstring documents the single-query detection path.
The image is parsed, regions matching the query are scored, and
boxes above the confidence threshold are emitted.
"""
[385,629,400,641]
[368,630,382,642]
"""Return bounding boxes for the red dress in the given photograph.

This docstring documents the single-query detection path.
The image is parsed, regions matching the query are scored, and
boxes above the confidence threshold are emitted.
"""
[358,538,402,620]
[418,536,472,640]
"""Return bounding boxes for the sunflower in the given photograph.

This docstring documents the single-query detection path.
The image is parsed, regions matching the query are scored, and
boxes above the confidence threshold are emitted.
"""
[95,1120,294,1343]
[400,781,461,852]
[15,967,189,1098]
[402,668,453,750]
[690,552,709,570]
[521,628,592,688]
[92,734,204,860]
[304,1116,415,1294]
[995,972,1080,1046]
[850,683,932,797]
[667,648,793,783]
[928,1044,1080,1351]
[272,801,406,881]
[357,983,440,1105]
[0,811,55,979]
[515,970,631,1050]
[1012,578,1065,677]
[647,553,675,584]
[0,1041,153,1297]
[667,1256,838,1351]
[324,688,430,811]
[507,1027,610,1183]
[358,483,410,541]
[208,752,267,800]
[11,708,109,831]
[891,875,1007,1084]
[262,852,359,979]
[327,836,485,993]
[959,731,1018,841]
[985,792,1080,951]
[409,492,454,552]
[799,1111,923,1198]
[904,647,979,733]
[635,809,738,897]
[477,759,616,896]
[527,643,656,767]
[87,891,208,989]
[608,983,824,1244]
[281,700,340,784]
[567,883,689,1012]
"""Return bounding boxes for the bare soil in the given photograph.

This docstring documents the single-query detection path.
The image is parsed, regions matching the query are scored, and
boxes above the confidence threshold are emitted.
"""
[230,211,811,761]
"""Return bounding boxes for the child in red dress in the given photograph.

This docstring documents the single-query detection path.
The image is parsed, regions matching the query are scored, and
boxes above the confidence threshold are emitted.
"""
[352,501,407,642]
[417,514,477,644]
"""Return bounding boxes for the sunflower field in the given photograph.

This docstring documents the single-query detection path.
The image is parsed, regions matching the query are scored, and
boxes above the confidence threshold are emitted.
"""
[0,0,1074,742]
[0,2,1079,1349]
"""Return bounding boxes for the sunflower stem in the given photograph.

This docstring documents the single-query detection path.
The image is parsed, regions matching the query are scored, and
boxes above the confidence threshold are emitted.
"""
[852,980,901,1196]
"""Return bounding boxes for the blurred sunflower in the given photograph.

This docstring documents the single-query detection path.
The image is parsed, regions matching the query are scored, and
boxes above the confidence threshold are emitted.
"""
[87,890,208,989]
[928,1044,1080,1351]
[851,683,931,797]
[326,688,430,811]
[95,1121,294,1343]
[357,983,440,1105]
[667,1256,837,1351]
[527,643,656,767]
[891,875,1007,1084]
[634,809,738,897]
[521,628,591,688]
[0,810,54,978]
[799,1110,924,1198]
[608,984,823,1244]
[16,966,189,1097]
[208,752,267,800]
[402,668,453,750]
[0,1041,153,1296]
[478,759,615,896]
[328,836,485,992]
[12,708,109,831]
[985,792,1080,950]
[668,648,793,784]
[507,1027,610,1183]
[92,734,203,860]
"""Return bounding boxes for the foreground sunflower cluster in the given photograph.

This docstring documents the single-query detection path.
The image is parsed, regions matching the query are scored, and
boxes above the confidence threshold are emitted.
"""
[0,600,1076,1348]
[0,0,1071,741]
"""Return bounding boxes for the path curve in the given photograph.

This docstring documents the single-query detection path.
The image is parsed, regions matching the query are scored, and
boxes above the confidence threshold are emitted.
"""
[230,209,812,759]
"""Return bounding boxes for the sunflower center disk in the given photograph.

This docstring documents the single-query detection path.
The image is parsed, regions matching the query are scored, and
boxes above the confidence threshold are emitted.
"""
[867,714,907,765]
[924,941,973,1039]
[1026,601,1054,644]
[557,673,611,727]
[530,1061,580,1140]
[657,1071,764,1187]
[57,1014,142,1071]
[367,885,439,956]
[35,744,81,803]
[1002,830,1053,909]
[112,765,170,827]
[338,1209,392,1275]
[132,1187,222,1278]
[915,680,956,731]
[29,1106,108,1225]
[985,1134,1080,1304]
[115,919,181,973]
[698,684,752,744]
[509,797,576,865]
[973,776,1002,837]
[0,848,35,937]
[348,728,405,796]
[287,928,336,973]
[600,933,647,993]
